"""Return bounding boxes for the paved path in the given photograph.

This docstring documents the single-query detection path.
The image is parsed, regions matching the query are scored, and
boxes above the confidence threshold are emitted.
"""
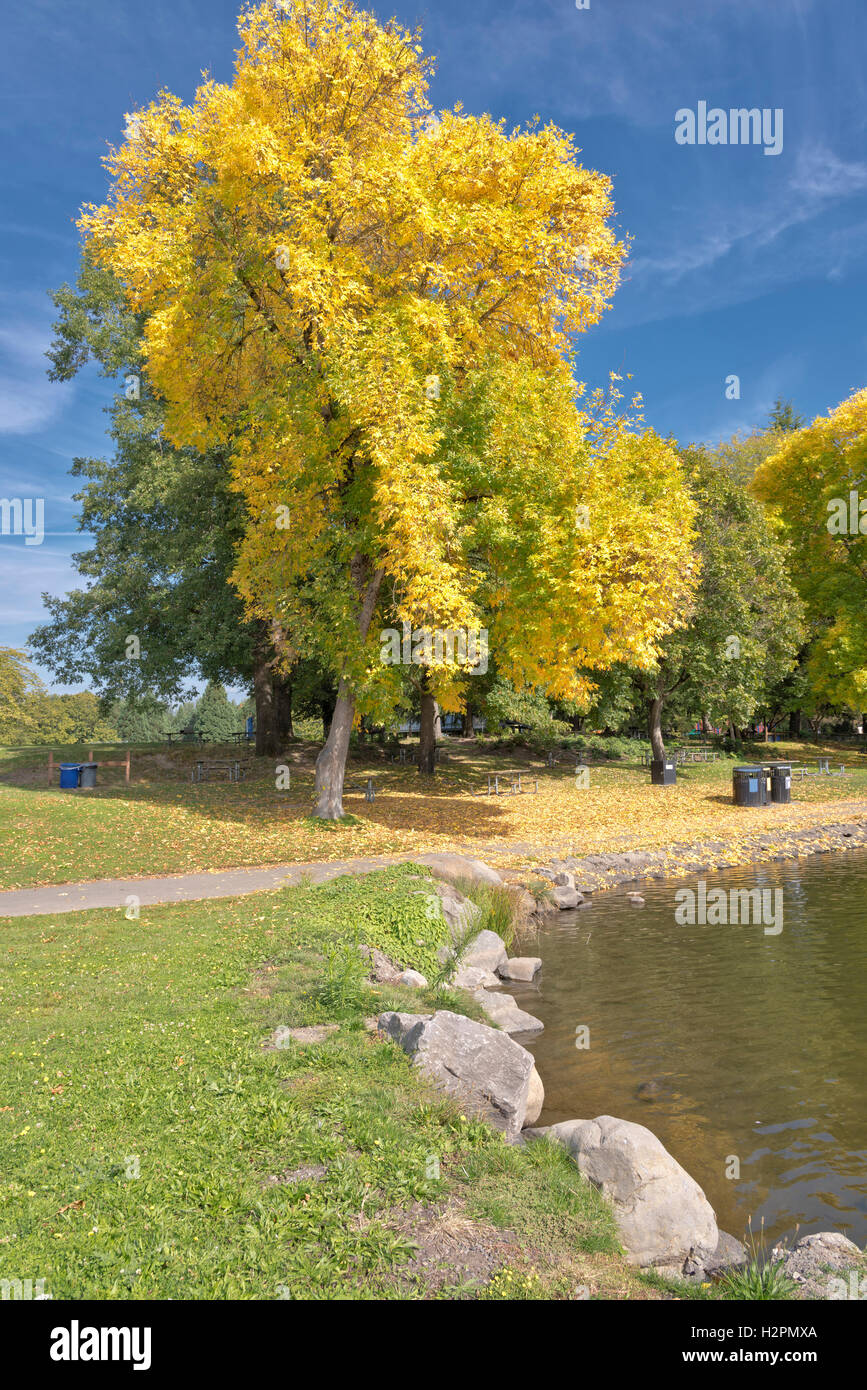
[0,857,416,919]
[0,851,496,919]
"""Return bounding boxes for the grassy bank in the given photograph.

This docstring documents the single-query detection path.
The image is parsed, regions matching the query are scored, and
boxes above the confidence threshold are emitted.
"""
[0,864,713,1301]
[2,737,867,891]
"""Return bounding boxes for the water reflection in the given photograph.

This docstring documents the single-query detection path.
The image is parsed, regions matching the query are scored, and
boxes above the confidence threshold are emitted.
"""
[515,851,867,1245]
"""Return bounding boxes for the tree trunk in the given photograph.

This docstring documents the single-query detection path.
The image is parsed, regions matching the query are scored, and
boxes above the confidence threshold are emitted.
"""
[253,646,280,758]
[313,558,384,818]
[464,700,476,739]
[789,708,802,737]
[313,678,356,818]
[419,684,437,775]
[319,692,337,740]
[275,677,293,742]
[648,696,666,762]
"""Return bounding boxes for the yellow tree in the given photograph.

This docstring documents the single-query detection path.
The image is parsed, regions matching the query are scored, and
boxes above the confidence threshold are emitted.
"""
[752,387,867,709]
[80,0,697,815]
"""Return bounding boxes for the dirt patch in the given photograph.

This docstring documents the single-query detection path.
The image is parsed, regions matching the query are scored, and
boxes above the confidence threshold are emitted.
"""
[383,1198,521,1294]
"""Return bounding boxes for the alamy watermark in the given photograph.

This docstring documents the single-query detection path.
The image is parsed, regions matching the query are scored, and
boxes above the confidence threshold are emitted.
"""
[380,622,488,675]
[674,880,783,935]
[826,490,867,535]
[675,103,783,156]
[0,497,44,546]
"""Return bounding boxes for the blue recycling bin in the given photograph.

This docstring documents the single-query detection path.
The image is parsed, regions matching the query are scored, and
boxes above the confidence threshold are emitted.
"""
[59,763,81,790]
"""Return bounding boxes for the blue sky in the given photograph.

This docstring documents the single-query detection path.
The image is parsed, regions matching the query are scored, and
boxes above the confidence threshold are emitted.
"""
[2,0,866,691]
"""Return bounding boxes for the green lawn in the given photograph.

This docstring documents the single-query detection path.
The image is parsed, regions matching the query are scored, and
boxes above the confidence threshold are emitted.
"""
[1,865,692,1301]
[2,737,867,892]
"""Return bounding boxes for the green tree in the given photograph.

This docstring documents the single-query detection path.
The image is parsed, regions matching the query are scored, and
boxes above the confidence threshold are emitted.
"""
[33,258,294,757]
[0,649,44,743]
[193,683,243,743]
[752,387,867,709]
[111,696,173,743]
[629,447,804,758]
[768,397,805,433]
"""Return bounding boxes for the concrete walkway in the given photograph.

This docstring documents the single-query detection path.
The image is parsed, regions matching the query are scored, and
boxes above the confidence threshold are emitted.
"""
[0,851,498,919]
[0,857,413,919]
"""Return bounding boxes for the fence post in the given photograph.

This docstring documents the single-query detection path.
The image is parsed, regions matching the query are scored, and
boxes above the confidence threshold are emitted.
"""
[48,750,54,786]
[125,749,131,784]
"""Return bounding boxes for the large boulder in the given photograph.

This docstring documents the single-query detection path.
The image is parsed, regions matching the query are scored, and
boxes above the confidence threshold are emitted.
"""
[460,928,509,975]
[528,1115,718,1268]
[472,988,545,1037]
[409,877,482,940]
[379,1009,535,1142]
[524,1067,545,1126]
[552,885,581,910]
[413,853,504,889]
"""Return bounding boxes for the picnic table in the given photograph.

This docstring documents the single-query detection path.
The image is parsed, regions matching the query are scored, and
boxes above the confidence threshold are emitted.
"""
[191,759,249,784]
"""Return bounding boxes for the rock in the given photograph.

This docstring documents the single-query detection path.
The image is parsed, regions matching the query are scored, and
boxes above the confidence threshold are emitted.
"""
[378,1009,535,1142]
[524,1067,545,1126]
[460,928,509,975]
[264,1023,339,1050]
[451,964,500,990]
[627,893,645,907]
[359,944,402,983]
[552,885,580,910]
[527,1115,718,1268]
[399,969,428,989]
[660,1230,747,1283]
[472,989,545,1036]
[774,1232,865,1298]
[553,870,575,889]
[411,878,482,942]
[413,853,504,888]
[498,956,542,982]
[701,1231,748,1279]
[635,1079,674,1102]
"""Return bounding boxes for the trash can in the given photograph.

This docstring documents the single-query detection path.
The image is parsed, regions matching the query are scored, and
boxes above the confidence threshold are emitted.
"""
[733,765,765,806]
[650,759,676,786]
[767,761,792,804]
[59,762,81,790]
[78,762,99,790]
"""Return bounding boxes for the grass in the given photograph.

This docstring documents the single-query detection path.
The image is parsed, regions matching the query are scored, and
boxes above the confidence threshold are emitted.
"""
[2,735,867,892]
[0,863,719,1301]
[718,1218,799,1301]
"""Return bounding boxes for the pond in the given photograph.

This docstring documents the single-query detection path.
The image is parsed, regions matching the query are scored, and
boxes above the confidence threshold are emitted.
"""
[514,850,867,1247]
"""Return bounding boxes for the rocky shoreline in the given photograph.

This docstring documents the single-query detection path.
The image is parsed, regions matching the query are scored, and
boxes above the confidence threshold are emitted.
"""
[469,811,867,899]
[266,847,867,1297]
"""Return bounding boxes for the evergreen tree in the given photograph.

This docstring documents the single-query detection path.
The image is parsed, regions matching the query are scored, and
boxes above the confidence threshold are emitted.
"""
[192,684,243,743]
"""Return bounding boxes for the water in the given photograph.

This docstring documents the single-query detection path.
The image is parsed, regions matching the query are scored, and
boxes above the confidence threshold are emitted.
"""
[512,851,867,1247]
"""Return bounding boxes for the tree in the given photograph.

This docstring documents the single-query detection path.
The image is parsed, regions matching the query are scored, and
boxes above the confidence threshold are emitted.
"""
[628,447,804,758]
[33,258,295,757]
[768,397,805,434]
[0,648,44,743]
[111,696,173,743]
[752,387,867,708]
[193,683,243,743]
[78,0,697,816]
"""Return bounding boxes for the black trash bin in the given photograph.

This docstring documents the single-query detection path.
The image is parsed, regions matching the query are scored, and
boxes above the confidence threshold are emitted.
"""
[650,759,677,786]
[767,761,792,804]
[733,765,766,806]
[79,761,99,790]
